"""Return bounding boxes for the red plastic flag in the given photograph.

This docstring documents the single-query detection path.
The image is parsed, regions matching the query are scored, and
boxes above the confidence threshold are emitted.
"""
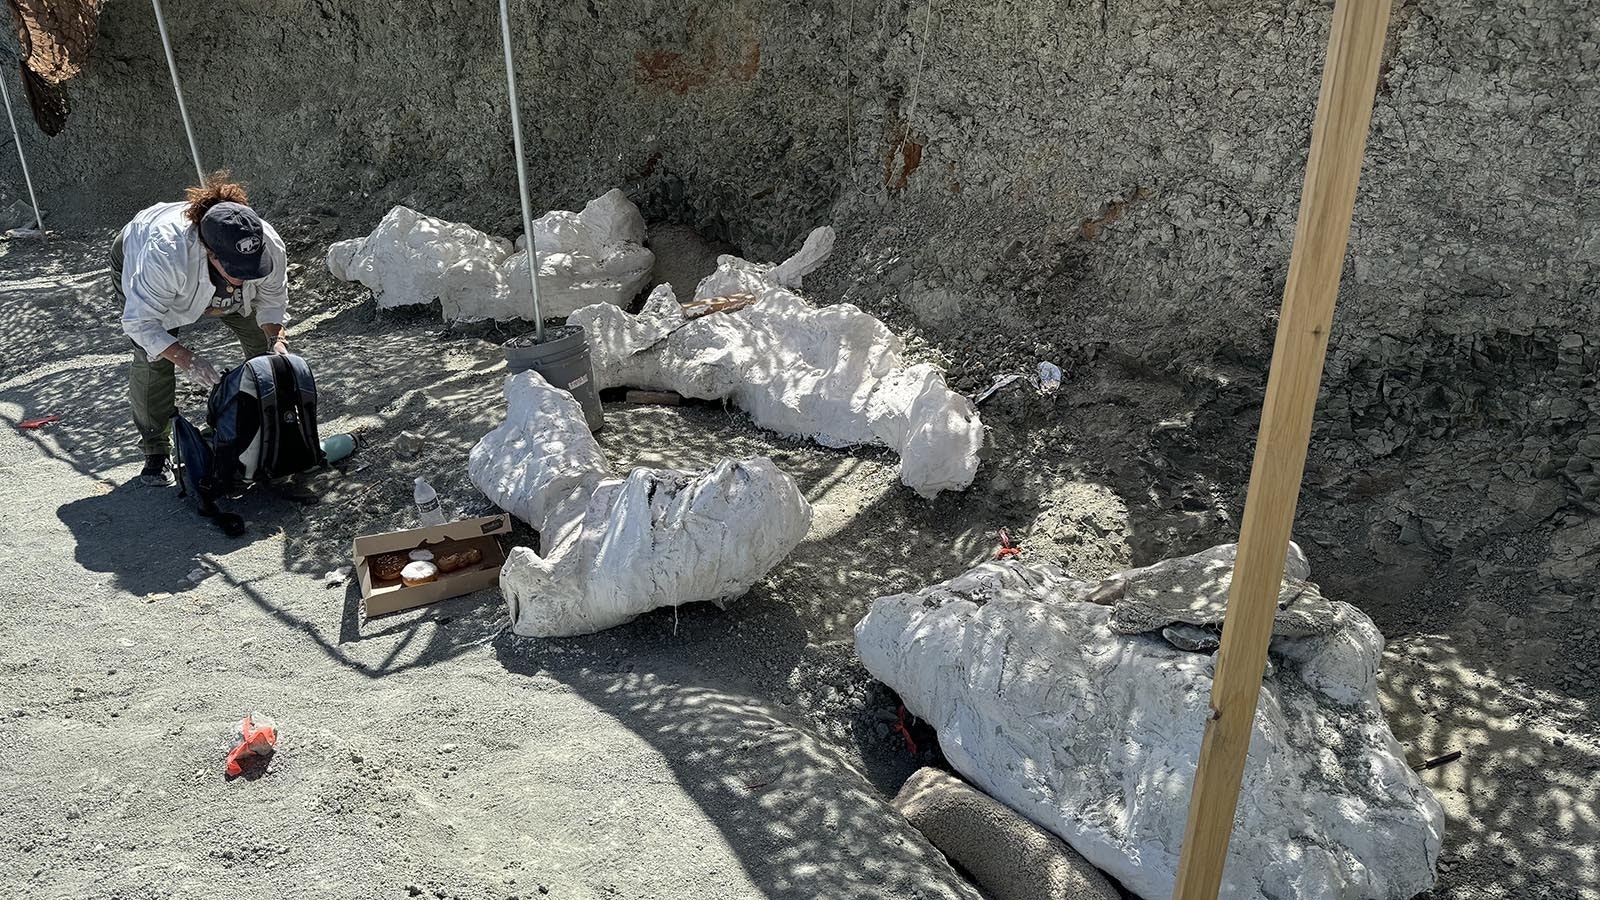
[225,713,278,777]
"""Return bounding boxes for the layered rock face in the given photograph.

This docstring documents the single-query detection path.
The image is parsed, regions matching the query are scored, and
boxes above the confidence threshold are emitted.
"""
[855,548,1445,900]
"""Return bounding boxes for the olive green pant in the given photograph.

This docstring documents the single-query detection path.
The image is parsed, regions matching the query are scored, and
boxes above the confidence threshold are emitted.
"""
[129,314,271,456]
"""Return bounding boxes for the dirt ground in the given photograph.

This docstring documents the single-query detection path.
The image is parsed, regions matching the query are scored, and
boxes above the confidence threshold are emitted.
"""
[0,225,1595,900]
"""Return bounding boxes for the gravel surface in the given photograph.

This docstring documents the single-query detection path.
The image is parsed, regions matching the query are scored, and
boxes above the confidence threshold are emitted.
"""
[1,229,1595,900]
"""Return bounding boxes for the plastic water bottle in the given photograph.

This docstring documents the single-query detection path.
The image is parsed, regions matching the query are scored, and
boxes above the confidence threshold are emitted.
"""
[414,477,446,526]
[321,432,356,463]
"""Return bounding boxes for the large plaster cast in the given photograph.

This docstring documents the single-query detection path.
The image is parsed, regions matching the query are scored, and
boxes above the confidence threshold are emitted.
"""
[326,205,509,309]
[326,189,653,320]
[568,228,983,498]
[452,189,654,321]
[465,369,609,531]
[854,548,1444,900]
[469,371,811,637]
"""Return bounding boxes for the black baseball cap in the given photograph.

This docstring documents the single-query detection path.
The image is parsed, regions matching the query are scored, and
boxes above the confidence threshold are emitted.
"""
[199,202,273,280]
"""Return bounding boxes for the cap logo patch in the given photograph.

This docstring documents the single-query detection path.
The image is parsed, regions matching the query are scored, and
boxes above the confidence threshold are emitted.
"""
[236,235,263,254]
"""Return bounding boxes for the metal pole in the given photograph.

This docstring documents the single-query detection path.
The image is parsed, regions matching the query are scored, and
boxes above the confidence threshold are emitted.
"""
[497,0,545,341]
[150,0,205,184]
[0,70,45,233]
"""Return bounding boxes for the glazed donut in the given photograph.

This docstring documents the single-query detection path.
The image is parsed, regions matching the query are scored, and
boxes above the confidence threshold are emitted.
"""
[401,561,439,587]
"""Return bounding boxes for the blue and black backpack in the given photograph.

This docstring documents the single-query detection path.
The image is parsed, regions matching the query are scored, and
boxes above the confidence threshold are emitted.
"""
[172,353,326,535]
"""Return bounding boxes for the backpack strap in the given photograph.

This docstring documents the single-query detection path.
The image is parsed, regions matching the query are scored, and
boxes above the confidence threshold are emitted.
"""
[246,355,282,477]
[171,413,189,499]
[281,353,318,404]
[279,353,326,466]
[172,411,220,516]
[207,364,250,484]
[247,355,279,410]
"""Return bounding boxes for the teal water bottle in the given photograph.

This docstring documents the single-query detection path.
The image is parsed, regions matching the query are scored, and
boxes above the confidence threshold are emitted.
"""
[321,432,356,463]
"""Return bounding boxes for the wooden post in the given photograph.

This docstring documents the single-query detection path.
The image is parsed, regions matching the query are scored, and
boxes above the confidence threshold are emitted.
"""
[1171,2,1392,899]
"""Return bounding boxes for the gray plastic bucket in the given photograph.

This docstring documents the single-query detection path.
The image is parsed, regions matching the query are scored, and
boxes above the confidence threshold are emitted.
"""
[504,324,604,433]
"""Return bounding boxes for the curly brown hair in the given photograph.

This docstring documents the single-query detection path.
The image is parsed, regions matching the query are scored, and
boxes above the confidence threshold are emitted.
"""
[184,171,250,226]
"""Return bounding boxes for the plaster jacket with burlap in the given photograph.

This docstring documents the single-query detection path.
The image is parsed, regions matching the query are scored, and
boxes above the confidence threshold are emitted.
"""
[118,201,289,358]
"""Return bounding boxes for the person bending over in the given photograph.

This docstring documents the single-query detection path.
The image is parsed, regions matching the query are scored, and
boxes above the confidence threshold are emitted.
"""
[111,173,293,486]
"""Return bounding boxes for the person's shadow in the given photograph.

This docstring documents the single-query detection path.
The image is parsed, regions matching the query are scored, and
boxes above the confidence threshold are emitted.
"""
[57,479,276,597]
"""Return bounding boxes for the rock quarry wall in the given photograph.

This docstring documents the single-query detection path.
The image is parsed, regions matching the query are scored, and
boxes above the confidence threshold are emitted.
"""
[3,0,1596,396]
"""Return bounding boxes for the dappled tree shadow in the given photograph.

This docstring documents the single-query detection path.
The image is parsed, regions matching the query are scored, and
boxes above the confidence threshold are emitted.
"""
[491,588,982,898]
[1382,631,1599,900]
[7,233,1595,900]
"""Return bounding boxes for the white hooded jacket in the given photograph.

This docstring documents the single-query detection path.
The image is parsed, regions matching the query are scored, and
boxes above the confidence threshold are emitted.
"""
[119,201,289,358]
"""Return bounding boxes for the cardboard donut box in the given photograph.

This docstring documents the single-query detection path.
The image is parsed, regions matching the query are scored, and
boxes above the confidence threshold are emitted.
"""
[352,514,510,618]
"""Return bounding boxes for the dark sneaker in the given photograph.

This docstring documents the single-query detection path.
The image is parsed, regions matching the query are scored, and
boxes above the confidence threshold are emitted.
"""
[139,454,173,486]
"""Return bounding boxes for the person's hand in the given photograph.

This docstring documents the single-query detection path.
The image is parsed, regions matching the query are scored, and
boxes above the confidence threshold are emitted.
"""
[180,354,222,387]
[271,337,291,356]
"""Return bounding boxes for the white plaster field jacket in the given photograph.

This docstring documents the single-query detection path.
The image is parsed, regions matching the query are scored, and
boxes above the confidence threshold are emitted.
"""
[118,201,289,358]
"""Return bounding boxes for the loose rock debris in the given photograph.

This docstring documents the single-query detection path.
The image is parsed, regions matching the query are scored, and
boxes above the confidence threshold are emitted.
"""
[1093,541,1342,643]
